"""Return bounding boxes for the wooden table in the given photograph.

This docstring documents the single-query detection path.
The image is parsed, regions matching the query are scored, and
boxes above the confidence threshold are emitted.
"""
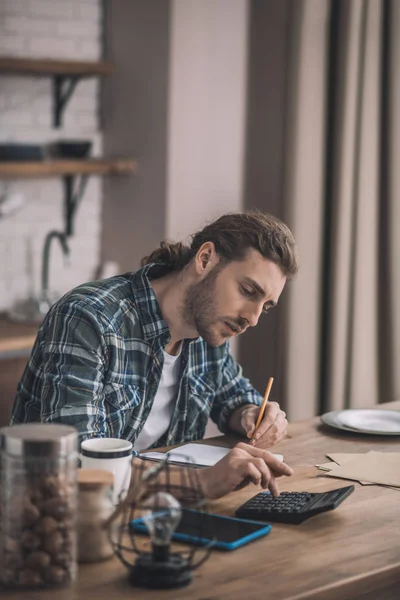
[3,401,400,599]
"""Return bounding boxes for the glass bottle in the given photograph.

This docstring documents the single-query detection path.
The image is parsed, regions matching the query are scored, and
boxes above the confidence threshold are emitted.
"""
[77,468,115,562]
[0,423,78,589]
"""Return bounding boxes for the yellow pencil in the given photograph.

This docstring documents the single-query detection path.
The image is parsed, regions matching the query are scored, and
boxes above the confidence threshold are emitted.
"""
[253,376,274,435]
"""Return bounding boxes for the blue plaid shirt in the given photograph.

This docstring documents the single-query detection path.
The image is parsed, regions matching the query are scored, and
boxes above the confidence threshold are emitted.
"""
[11,263,263,446]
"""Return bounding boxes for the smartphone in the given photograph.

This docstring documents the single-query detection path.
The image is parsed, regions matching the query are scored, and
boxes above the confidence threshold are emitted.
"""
[130,508,272,551]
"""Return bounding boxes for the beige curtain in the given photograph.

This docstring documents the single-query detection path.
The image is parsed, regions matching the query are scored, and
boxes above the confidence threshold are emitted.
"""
[281,0,400,419]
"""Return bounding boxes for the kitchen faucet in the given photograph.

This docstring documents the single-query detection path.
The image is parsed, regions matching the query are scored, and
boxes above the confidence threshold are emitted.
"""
[40,230,70,314]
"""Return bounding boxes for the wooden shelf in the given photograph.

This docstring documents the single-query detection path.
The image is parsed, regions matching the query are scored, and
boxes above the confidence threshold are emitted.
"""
[0,159,138,178]
[0,56,114,127]
[0,57,114,77]
[0,314,38,357]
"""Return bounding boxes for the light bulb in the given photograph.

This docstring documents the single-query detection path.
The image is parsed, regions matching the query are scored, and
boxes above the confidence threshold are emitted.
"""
[142,492,182,561]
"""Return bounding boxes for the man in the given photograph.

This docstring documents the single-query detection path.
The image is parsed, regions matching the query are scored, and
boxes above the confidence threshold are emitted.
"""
[12,212,298,499]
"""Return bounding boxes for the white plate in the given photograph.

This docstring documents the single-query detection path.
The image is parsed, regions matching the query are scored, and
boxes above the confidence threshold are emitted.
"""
[336,409,400,433]
[320,409,400,436]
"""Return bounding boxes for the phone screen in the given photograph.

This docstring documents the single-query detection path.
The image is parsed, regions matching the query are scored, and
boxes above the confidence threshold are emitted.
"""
[131,508,271,549]
[176,509,267,542]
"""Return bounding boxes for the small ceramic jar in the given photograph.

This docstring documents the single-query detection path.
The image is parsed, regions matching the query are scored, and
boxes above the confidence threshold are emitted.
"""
[77,469,115,562]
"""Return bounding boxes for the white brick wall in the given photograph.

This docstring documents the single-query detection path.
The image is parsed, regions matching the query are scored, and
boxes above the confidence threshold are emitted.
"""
[0,0,103,312]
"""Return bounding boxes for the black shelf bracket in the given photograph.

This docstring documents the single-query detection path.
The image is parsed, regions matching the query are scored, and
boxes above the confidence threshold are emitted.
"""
[63,174,89,236]
[53,75,81,128]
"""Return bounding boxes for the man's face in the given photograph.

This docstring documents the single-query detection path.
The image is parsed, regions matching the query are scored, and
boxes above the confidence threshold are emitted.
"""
[182,249,287,347]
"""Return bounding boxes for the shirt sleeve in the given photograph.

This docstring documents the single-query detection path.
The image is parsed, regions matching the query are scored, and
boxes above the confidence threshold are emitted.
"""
[37,300,110,442]
[209,350,263,434]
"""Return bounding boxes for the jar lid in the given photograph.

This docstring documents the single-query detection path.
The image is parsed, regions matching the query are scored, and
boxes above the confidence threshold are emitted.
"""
[0,424,78,457]
[78,468,114,489]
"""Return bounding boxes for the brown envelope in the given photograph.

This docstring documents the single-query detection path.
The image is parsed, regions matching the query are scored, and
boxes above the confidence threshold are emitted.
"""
[325,451,400,488]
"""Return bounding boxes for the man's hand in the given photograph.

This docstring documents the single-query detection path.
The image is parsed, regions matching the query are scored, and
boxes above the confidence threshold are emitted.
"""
[197,442,293,500]
[239,402,288,449]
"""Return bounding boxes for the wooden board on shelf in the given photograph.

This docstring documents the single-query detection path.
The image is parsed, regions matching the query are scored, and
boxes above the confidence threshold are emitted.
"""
[0,159,138,178]
[0,57,114,76]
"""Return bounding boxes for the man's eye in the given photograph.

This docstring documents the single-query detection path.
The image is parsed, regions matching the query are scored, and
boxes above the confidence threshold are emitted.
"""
[240,286,254,297]
[262,306,269,315]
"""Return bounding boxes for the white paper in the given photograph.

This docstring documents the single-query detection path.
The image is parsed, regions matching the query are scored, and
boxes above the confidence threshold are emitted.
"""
[140,443,283,467]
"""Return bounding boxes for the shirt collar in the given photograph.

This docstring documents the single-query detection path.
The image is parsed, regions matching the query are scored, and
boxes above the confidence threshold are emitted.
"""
[129,263,172,342]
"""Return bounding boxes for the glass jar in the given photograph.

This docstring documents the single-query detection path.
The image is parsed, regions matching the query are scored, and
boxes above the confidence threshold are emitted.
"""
[77,468,115,562]
[0,424,78,589]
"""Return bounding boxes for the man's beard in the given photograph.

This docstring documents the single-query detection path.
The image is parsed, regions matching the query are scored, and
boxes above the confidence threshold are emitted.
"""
[181,267,225,347]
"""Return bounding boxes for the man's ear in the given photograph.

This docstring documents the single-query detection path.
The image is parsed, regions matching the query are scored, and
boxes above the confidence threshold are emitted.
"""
[194,242,219,275]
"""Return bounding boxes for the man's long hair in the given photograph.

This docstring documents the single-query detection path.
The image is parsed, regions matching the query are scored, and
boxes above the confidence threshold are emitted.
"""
[141,211,299,278]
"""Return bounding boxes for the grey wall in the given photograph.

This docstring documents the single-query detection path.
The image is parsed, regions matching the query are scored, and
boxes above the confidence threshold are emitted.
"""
[166,0,249,241]
[101,0,249,274]
[239,0,292,403]
[101,0,171,271]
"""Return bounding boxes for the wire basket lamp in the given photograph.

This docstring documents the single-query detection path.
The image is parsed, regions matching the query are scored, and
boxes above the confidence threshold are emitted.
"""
[106,454,214,589]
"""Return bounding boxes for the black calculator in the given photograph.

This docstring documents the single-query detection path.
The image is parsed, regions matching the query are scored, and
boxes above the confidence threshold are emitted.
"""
[235,485,355,524]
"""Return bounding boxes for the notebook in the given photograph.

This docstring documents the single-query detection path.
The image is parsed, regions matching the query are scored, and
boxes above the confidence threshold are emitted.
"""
[139,443,284,468]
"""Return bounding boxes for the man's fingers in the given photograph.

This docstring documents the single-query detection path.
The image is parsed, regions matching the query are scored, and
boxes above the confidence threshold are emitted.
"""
[268,477,280,497]
[244,459,280,497]
[200,443,294,500]
[253,412,287,447]
[245,462,263,486]
[241,403,287,443]
[235,442,293,476]
[252,403,283,439]
[239,407,258,438]
[252,457,274,487]
[246,424,255,439]
[261,401,281,424]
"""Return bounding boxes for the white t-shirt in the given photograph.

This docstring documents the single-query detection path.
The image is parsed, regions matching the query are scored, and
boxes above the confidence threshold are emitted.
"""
[133,347,181,451]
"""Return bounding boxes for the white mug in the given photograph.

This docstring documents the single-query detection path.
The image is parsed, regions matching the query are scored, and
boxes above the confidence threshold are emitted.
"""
[80,438,133,505]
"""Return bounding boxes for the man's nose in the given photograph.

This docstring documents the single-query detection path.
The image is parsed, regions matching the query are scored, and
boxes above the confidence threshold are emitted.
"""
[241,303,263,328]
